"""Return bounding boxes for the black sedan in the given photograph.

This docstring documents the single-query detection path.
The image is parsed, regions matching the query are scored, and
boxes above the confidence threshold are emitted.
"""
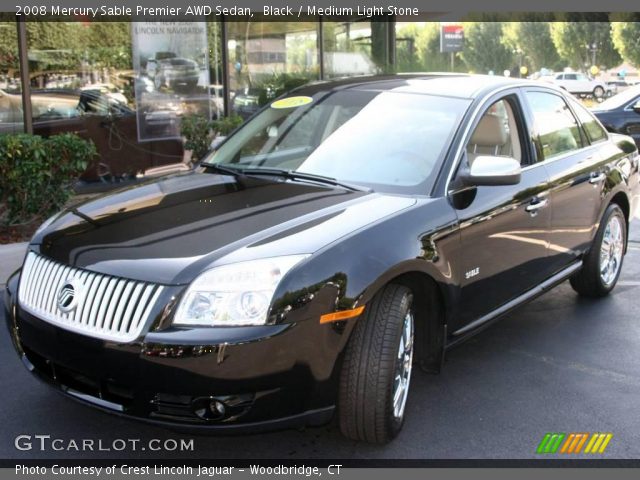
[4,74,640,444]
[592,84,640,148]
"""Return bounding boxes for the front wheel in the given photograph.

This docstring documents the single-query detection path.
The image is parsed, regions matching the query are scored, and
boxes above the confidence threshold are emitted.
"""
[338,284,414,444]
[570,204,626,297]
[593,86,605,98]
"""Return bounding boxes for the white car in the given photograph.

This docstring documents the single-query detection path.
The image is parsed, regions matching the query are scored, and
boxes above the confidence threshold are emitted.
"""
[550,72,608,98]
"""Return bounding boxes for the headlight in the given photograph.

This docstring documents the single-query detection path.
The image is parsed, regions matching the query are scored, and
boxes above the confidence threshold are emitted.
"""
[173,255,308,327]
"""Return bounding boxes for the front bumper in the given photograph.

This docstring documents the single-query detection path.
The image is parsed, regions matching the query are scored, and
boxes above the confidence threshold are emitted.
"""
[4,273,347,433]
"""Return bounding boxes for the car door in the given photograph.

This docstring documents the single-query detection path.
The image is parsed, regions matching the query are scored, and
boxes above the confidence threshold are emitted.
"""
[564,73,578,92]
[619,97,640,146]
[521,89,604,271]
[449,91,552,327]
[575,73,591,93]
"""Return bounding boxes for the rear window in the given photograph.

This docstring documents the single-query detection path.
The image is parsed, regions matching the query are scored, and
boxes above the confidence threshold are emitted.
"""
[569,98,608,143]
[526,91,584,160]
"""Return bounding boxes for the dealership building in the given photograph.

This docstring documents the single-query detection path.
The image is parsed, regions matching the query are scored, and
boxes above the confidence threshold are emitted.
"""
[0,17,402,188]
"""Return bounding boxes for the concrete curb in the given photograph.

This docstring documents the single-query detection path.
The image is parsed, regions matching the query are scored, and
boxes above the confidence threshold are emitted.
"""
[0,242,28,287]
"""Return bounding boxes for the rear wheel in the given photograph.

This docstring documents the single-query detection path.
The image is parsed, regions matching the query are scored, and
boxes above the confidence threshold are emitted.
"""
[570,204,626,297]
[593,86,605,98]
[338,284,414,444]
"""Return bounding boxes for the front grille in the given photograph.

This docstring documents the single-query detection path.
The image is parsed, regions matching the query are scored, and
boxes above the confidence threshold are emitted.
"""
[18,252,164,343]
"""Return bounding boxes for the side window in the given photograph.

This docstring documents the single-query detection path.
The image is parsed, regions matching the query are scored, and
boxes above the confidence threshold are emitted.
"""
[565,74,577,81]
[467,98,523,166]
[525,91,583,161]
[569,98,608,143]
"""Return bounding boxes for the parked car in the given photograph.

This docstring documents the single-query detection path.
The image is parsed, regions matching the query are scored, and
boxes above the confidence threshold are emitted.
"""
[80,83,129,106]
[146,51,200,91]
[549,72,608,98]
[592,84,640,148]
[5,74,639,444]
[231,87,262,119]
[0,88,183,182]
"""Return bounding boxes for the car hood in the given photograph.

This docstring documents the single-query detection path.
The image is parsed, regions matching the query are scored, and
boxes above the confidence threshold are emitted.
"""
[32,172,416,285]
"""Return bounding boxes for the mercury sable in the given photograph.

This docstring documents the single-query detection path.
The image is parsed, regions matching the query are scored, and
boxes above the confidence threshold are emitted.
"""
[4,74,639,444]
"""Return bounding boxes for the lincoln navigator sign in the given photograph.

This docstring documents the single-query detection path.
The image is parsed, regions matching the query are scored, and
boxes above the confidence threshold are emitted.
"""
[440,24,464,53]
[132,22,210,142]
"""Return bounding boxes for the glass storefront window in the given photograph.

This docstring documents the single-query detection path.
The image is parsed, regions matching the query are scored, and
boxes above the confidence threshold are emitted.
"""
[0,20,23,134]
[24,21,222,189]
[226,22,319,119]
[322,21,381,78]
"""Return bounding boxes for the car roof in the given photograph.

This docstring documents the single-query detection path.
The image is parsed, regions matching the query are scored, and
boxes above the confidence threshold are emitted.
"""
[295,73,543,100]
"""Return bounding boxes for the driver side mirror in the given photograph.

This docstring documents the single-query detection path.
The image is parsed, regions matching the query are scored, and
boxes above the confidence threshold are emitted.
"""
[459,155,522,186]
[632,101,640,114]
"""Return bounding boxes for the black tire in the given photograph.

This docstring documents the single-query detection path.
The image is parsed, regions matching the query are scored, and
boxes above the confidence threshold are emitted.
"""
[338,284,414,444]
[593,86,605,98]
[570,204,626,297]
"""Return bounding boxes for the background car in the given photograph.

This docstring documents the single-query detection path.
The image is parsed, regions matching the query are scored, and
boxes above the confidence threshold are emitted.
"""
[549,72,608,98]
[592,84,640,148]
[146,52,200,91]
[0,88,183,183]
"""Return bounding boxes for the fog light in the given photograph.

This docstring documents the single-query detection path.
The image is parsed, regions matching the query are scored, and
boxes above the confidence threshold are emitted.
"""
[192,397,228,421]
[211,400,226,416]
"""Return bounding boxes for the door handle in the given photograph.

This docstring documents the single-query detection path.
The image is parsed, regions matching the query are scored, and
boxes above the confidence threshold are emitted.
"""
[589,172,606,184]
[525,198,549,213]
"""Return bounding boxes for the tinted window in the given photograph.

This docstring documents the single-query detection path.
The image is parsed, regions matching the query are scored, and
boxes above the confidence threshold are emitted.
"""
[565,74,577,81]
[569,98,608,143]
[526,92,583,160]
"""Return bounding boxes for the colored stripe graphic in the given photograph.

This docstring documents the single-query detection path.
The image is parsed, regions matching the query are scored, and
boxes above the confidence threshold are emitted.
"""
[538,433,613,454]
[536,433,565,453]
[584,433,614,454]
[560,433,589,453]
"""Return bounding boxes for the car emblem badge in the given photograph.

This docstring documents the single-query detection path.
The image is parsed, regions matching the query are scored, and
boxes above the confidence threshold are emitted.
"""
[57,279,81,313]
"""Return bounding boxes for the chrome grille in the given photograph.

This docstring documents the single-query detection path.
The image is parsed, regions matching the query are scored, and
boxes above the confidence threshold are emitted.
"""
[18,252,164,343]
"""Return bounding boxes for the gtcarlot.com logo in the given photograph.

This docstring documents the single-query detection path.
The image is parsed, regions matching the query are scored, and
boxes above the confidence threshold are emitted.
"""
[536,432,613,454]
[15,435,194,452]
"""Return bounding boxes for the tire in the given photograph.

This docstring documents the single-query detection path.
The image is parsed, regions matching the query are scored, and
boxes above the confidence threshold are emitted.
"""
[338,284,415,444]
[570,204,626,297]
[593,86,605,98]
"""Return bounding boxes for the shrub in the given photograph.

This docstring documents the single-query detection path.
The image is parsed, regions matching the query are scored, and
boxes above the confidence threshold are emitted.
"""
[180,114,243,162]
[0,133,96,225]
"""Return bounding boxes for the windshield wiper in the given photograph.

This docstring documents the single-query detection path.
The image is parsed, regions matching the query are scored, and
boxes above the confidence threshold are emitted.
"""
[239,168,371,192]
[204,163,246,178]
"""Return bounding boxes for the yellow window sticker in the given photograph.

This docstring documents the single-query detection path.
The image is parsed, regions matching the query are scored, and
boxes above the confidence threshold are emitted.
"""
[271,96,313,109]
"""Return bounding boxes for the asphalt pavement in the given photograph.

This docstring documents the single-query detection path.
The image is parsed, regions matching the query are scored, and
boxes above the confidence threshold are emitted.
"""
[0,225,639,460]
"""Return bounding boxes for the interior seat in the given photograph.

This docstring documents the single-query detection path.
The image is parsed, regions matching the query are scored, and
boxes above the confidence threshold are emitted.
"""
[467,113,509,166]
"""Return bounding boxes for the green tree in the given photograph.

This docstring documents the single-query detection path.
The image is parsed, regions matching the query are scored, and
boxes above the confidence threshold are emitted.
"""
[395,23,465,73]
[0,21,18,71]
[461,22,513,74]
[502,21,562,72]
[611,18,640,67]
[550,17,621,70]
[82,22,132,69]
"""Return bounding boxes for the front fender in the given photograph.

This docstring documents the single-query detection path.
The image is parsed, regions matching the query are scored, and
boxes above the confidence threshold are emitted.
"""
[272,197,461,325]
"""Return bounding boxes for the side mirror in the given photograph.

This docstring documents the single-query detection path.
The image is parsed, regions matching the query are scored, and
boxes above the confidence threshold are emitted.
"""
[460,155,521,186]
[632,101,640,114]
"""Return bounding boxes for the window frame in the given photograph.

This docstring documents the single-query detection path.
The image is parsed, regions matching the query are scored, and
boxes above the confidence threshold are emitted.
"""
[566,97,609,145]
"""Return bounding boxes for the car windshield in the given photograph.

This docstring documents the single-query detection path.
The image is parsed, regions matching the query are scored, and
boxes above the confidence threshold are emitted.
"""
[203,90,470,194]
[594,86,640,110]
